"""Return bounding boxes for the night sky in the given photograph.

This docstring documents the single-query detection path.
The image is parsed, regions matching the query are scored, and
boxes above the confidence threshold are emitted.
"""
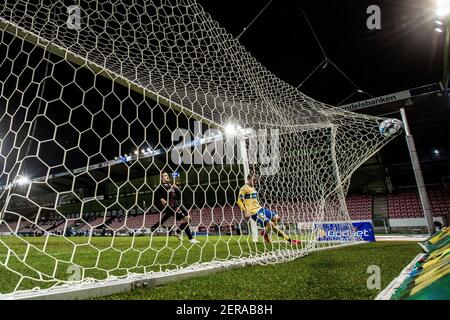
[196,0,449,187]
[197,0,444,105]
[0,0,448,189]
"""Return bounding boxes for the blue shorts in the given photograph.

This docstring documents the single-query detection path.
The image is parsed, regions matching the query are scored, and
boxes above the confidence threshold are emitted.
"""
[251,208,277,227]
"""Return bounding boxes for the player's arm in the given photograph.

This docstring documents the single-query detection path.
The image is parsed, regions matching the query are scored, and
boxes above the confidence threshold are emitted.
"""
[155,186,167,207]
[237,186,251,218]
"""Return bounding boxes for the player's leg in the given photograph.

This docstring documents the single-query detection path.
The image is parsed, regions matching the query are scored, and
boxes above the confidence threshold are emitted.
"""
[264,210,301,245]
[271,215,282,225]
[150,208,172,230]
[254,208,272,243]
[175,208,199,243]
[249,218,259,243]
[265,220,288,240]
[173,215,188,240]
[266,220,300,244]
[270,214,285,236]
[172,214,184,241]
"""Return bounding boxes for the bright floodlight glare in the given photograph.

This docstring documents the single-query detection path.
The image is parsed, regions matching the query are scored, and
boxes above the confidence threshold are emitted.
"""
[224,123,238,136]
[437,8,450,16]
[436,20,444,25]
[437,0,450,16]
[16,177,30,185]
[435,27,444,32]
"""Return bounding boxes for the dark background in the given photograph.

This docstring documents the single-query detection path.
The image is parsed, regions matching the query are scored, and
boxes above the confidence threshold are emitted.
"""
[197,0,450,192]
[198,0,443,104]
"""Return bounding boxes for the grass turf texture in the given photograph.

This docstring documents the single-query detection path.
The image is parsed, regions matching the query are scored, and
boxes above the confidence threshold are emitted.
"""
[0,234,313,294]
[100,241,421,300]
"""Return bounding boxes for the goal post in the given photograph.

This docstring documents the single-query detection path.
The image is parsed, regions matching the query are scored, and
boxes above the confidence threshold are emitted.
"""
[0,0,402,299]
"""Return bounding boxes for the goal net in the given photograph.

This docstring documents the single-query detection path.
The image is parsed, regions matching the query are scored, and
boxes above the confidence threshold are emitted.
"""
[0,0,400,298]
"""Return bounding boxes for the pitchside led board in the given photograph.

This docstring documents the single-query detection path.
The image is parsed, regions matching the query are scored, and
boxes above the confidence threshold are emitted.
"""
[315,221,376,242]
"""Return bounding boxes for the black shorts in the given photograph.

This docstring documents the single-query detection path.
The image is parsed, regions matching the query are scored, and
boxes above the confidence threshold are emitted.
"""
[163,206,189,221]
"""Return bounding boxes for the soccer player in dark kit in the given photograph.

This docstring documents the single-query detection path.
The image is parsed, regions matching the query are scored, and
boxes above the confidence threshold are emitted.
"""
[151,171,200,244]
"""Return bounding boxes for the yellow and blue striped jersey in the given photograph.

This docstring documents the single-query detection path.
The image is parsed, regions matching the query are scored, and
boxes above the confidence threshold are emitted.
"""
[237,184,261,215]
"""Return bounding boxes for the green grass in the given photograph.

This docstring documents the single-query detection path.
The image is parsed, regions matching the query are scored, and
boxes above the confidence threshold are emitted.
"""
[0,234,313,295]
[0,236,421,299]
[101,241,421,300]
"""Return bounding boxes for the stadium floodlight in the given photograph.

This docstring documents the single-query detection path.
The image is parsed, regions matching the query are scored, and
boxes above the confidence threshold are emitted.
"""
[437,0,450,16]
[225,123,251,139]
[15,176,30,186]
[224,123,239,137]
[434,20,445,33]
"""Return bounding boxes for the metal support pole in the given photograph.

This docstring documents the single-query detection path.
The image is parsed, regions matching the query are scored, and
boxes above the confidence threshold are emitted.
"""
[239,139,259,242]
[443,16,450,90]
[400,108,434,235]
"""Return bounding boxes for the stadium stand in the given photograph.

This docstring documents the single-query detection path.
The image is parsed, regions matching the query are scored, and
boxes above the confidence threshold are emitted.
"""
[77,217,108,231]
[0,221,18,233]
[2,190,449,236]
[388,192,422,218]
[429,189,450,216]
[53,220,76,234]
[346,195,373,220]
[107,212,171,231]
[388,189,450,218]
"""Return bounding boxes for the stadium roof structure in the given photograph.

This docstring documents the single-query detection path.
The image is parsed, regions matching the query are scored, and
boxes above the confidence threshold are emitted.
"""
[347,83,450,190]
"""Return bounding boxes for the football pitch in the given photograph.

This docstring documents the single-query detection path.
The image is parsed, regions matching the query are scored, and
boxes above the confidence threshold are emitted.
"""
[0,236,421,299]
[102,241,421,300]
[0,234,310,295]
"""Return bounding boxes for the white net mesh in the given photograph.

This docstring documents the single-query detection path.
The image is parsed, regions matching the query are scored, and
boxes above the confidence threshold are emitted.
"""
[0,0,400,297]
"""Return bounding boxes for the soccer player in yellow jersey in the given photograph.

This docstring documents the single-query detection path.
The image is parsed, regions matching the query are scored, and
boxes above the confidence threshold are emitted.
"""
[237,174,301,245]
